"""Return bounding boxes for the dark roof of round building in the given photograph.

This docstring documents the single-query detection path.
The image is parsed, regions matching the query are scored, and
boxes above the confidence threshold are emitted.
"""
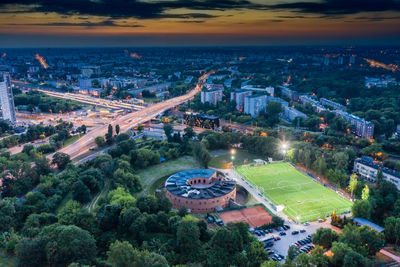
[165,169,236,199]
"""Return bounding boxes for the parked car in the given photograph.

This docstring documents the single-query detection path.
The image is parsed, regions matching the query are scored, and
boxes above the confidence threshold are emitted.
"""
[279,232,286,236]
[284,224,291,229]
[291,231,299,235]
[265,242,274,247]
[274,236,281,241]
[300,229,306,233]
[303,222,310,226]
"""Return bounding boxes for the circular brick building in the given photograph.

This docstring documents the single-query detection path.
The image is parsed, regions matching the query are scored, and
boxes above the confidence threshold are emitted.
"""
[165,169,236,213]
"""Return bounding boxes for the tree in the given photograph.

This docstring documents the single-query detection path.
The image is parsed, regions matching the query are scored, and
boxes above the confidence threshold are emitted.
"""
[309,245,329,267]
[184,126,196,139]
[22,144,35,154]
[265,101,283,126]
[72,180,91,204]
[105,124,114,145]
[330,242,354,267]
[107,187,136,213]
[137,124,144,133]
[107,240,135,267]
[16,237,47,267]
[0,198,16,232]
[41,225,97,266]
[177,220,201,262]
[295,253,312,266]
[351,199,372,220]
[115,124,120,135]
[343,250,367,267]
[58,200,96,232]
[349,174,359,198]
[312,228,338,249]
[376,169,384,185]
[163,123,173,141]
[384,217,400,246]
[81,124,87,134]
[333,152,349,171]
[51,152,71,170]
[340,224,384,257]
[95,136,106,147]
[361,184,370,200]
[287,245,299,261]
[192,142,211,168]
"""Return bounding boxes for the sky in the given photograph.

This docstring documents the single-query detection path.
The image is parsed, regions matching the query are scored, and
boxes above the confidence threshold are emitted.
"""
[1,0,400,47]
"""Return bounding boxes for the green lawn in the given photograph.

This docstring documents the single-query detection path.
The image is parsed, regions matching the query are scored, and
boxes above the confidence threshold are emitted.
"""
[236,162,352,222]
[209,149,260,169]
[63,134,81,147]
[136,155,201,196]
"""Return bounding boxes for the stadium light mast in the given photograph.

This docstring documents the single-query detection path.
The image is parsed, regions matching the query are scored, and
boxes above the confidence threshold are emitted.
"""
[230,148,236,168]
[281,142,289,161]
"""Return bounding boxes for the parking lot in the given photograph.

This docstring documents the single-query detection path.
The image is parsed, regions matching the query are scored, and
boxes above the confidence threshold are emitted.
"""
[252,220,324,262]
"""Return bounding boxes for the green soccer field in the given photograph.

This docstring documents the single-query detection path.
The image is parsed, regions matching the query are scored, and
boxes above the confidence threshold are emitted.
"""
[236,162,352,222]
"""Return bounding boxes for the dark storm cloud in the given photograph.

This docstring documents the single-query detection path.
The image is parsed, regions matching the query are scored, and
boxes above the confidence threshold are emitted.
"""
[4,20,144,27]
[269,0,400,15]
[0,0,258,19]
[1,0,399,20]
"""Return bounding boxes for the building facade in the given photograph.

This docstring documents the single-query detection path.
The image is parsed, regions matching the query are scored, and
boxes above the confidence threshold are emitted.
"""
[333,110,374,139]
[0,73,17,123]
[320,98,346,111]
[281,106,307,122]
[201,89,223,105]
[354,157,400,189]
[266,96,289,107]
[299,95,327,112]
[230,90,252,111]
[244,94,267,117]
[165,169,236,213]
[279,86,299,101]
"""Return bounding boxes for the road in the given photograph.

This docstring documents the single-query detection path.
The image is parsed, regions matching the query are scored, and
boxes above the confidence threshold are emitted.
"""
[36,89,145,111]
[50,72,210,159]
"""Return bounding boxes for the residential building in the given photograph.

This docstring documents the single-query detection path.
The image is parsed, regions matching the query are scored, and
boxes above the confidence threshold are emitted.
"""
[365,76,398,88]
[81,66,101,78]
[266,96,289,107]
[201,89,223,105]
[354,157,400,189]
[241,85,274,96]
[244,94,267,117]
[79,77,92,89]
[320,98,346,111]
[0,73,16,123]
[230,90,252,111]
[299,95,326,112]
[333,110,374,138]
[281,106,307,122]
[279,86,299,101]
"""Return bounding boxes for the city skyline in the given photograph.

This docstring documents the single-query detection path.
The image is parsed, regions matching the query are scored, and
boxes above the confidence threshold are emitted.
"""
[1,0,400,47]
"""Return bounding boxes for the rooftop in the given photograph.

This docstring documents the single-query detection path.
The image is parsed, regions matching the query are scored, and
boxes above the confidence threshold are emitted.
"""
[353,217,384,232]
[355,158,400,178]
[165,169,236,199]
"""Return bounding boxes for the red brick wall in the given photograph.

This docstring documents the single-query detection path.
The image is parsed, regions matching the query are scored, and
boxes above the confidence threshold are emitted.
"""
[166,188,236,213]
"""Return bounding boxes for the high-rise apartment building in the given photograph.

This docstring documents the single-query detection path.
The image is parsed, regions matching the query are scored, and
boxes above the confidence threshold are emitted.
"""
[0,73,17,123]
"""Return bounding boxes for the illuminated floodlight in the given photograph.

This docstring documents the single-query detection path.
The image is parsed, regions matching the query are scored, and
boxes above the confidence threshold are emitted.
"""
[281,143,288,150]
[230,148,236,155]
